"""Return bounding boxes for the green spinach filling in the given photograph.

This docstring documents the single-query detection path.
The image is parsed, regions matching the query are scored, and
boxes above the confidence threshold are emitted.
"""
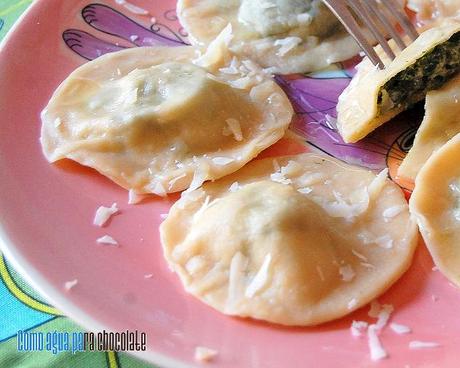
[378,31,460,115]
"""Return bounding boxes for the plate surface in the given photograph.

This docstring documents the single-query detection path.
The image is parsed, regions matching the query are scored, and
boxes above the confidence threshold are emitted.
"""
[0,0,459,367]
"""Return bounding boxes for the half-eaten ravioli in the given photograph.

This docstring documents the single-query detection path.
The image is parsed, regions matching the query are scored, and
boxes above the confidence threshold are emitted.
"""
[161,153,418,326]
[40,46,293,195]
[410,133,460,287]
[337,20,460,143]
[177,0,361,74]
[398,74,460,180]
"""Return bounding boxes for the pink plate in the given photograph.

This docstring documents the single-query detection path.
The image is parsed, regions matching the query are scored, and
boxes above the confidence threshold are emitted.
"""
[0,0,459,367]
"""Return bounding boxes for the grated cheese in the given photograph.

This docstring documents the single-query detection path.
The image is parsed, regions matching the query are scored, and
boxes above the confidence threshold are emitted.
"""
[339,264,355,282]
[297,187,313,194]
[226,252,248,311]
[150,181,167,197]
[390,323,411,334]
[144,273,153,279]
[348,298,358,310]
[280,160,303,177]
[351,320,368,337]
[225,118,243,141]
[122,2,149,15]
[409,341,441,349]
[270,172,292,185]
[219,57,240,75]
[274,37,302,56]
[316,265,325,281]
[212,157,235,166]
[194,346,218,362]
[375,235,394,249]
[368,325,388,360]
[375,304,394,330]
[351,249,368,261]
[128,189,145,205]
[228,182,241,193]
[93,203,119,226]
[64,279,78,291]
[383,205,407,221]
[245,254,271,298]
[96,235,118,246]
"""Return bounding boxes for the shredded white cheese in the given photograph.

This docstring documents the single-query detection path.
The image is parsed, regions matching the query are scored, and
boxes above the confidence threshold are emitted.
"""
[212,157,235,166]
[375,304,394,330]
[339,264,355,282]
[297,187,313,194]
[274,37,302,56]
[348,298,358,310]
[226,252,248,311]
[96,235,118,246]
[390,323,411,334]
[122,1,149,15]
[351,249,368,261]
[280,161,303,177]
[376,235,394,249]
[383,205,407,221]
[194,346,218,362]
[409,341,441,349]
[128,189,145,205]
[351,320,368,337]
[219,57,240,75]
[93,203,119,227]
[144,273,153,279]
[225,118,243,141]
[270,172,292,185]
[228,182,241,193]
[245,254,271,298]
[149,181,167,197]
[64,279,78,291]
[368,325,388,360]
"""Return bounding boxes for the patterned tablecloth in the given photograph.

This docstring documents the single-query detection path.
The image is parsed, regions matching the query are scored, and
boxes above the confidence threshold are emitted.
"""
[0,1,156,367]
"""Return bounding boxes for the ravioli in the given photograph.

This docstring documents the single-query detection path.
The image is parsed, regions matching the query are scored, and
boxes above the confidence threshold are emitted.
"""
[177,0,360,74]
[410,133,460,287]
[40,45,293,195]
[337,20,460,143]
[398,74,460,180]
[161,153,418,326]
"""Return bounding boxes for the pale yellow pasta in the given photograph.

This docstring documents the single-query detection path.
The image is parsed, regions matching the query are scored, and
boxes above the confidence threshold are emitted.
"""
[161,153,418,326]
[40,45,293,195]
[177,0,360,74]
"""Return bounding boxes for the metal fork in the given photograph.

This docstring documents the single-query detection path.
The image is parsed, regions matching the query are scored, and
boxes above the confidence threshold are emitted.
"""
[322,0,419,69]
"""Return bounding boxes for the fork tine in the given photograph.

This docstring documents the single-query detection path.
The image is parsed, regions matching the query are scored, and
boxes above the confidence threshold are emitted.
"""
[347,0,395,61]
[323,0,385,69]
[365,0,407,51]
[380,0,419,41]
